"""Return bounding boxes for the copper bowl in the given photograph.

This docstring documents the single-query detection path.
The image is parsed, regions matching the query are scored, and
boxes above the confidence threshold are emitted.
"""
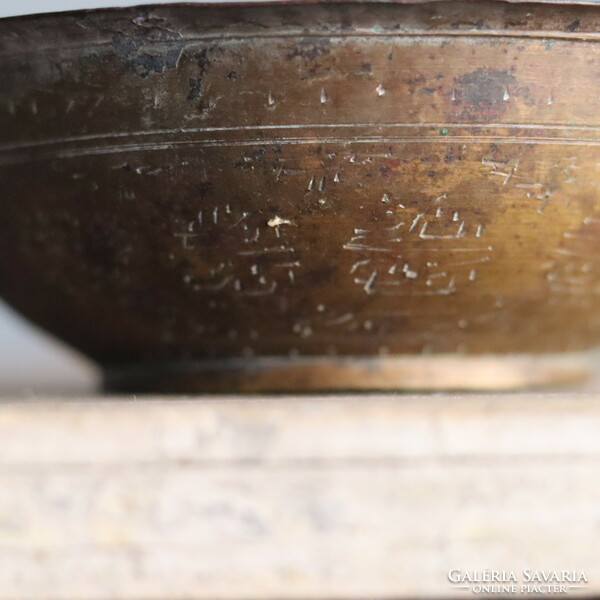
[1,0,600,392]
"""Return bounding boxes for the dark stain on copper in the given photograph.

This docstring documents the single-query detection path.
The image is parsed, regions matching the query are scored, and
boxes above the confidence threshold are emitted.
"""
[187,49,212,100]
[285,37,331,61]
[187,78,203,100]
[451,67,516,122]
[112,31,183,78]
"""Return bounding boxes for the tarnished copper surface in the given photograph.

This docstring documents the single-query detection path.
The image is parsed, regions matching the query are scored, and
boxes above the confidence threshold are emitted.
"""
[2,1,600,391]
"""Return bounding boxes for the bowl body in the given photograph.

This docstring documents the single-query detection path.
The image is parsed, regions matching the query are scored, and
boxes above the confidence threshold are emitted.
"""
[1,1,600,391]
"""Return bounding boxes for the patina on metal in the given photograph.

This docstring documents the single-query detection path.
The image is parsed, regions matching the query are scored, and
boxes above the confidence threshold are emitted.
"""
[1,1,600,392]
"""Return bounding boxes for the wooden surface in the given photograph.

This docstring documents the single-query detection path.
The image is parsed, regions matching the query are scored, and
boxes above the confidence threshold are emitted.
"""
[0,393,599,599]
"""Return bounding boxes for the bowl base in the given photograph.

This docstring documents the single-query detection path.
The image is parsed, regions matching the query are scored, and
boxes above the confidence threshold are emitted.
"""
[103,353,593,394]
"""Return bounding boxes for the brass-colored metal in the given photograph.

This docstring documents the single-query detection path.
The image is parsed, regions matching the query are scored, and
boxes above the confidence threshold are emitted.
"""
[104,353,594,393]
[1,1,600,392]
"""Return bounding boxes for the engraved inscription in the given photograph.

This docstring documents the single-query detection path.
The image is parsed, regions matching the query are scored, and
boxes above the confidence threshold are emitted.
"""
[344,195,490,296]
[175,204,299,296]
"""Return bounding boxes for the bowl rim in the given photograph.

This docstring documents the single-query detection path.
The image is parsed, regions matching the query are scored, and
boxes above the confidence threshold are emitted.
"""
[1,0,599,24]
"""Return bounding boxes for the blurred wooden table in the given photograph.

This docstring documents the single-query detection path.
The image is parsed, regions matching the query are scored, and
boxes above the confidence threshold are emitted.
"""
[0,393,599,599]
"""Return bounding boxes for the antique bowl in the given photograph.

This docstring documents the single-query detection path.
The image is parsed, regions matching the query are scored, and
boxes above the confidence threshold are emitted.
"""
[1,0,600,392]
